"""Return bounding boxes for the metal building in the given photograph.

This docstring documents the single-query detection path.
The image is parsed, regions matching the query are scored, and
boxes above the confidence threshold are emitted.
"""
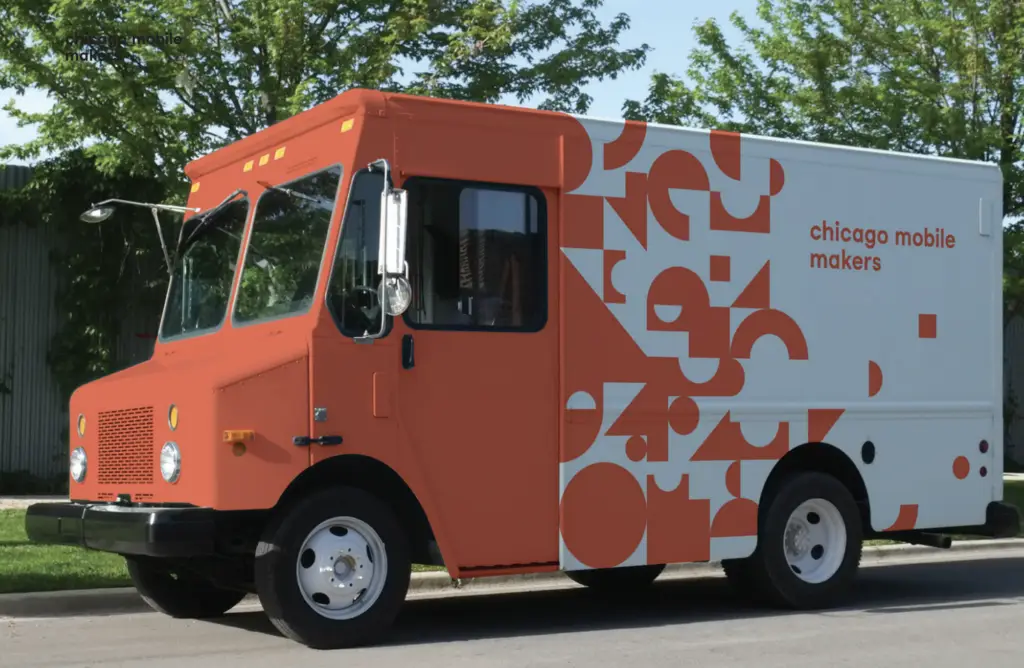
[0,163,69,490]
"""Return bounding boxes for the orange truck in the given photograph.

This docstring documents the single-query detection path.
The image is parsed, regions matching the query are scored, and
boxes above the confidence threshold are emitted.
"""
[26,88,1021,649]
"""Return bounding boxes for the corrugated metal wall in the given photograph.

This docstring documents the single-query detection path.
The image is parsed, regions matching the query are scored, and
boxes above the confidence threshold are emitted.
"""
[0,164,68,483]
[0,219,66,481]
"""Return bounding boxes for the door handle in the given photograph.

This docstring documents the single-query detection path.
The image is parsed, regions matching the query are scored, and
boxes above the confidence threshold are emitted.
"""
[402,334,415,369]
[293,435,343,447]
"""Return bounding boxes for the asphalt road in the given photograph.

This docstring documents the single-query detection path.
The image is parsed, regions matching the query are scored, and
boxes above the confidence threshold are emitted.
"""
[4,553,1024,668]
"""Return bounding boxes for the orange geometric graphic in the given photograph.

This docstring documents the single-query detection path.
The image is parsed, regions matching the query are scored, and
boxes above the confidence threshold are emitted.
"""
[561,463,647,568]
[884,504,919,532]
[710,130,742,181]
[953,456,970,480]
[711,498,759,537]
[646,474,711,564]
[710,255,731,282]
[869,361,883,397]
[725,461,742,497]
[604,120,647,170]
[691,412,790,462]
[607,171,649,249]
[710,192,771,234]
[919,313,937,339]
[808,409,845,443]
[626,436,648,462]
[603,250,627,304]
[647,149,711,241]
[769,159,786,195]
[732,261,771,309]
[731,309,809,360]
[562,194,605,249]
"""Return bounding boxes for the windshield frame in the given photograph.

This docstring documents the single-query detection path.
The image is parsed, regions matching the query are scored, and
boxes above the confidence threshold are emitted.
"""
[156,195,254,345]
[229,162,346,330]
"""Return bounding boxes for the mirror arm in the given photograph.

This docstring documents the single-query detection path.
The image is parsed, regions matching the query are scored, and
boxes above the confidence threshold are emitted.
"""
[150,207,175,276]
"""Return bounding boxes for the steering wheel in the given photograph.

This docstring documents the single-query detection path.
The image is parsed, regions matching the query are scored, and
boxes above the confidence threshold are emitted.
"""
[348,285,379,301]
[345,284,381,322]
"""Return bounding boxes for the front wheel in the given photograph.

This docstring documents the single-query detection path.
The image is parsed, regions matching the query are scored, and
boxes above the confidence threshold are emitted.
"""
[728,471,863,610]
[126,557,246,619]
[254,486,411,649]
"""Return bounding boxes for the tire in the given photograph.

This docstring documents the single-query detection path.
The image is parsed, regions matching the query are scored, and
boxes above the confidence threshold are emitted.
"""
[254,486,411,650]
[565,564,665,592]
[126,556,246,619]
[735,471,863,610]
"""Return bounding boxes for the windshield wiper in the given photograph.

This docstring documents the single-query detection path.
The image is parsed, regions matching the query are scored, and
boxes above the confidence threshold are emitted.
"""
[177,188,248,254]
[257,179,321,204]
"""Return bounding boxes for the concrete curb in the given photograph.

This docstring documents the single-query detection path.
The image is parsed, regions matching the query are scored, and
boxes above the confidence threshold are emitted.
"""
[3,538,1024,619]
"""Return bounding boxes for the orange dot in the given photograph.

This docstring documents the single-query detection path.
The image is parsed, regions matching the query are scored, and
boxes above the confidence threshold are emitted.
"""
[668,396,699,435]
[626,436,647,462]
[953,456,970,480]
[725,461,741,498]
[560,463,647,569]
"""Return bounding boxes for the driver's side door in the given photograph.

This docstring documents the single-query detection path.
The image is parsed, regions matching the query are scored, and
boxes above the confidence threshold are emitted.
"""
[310,168,399,467]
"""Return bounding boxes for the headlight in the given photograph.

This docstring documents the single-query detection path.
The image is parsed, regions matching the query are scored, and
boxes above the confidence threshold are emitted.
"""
[70,447,87,483]
[160,442,181,483]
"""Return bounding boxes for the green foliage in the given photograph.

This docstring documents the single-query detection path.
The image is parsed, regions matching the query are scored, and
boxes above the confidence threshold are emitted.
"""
[0,0,649,185]
[0,151,167,402]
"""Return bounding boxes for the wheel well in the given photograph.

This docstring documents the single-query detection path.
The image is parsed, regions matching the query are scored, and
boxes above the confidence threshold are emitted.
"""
[760,442,870,530]
[275,455,440,566]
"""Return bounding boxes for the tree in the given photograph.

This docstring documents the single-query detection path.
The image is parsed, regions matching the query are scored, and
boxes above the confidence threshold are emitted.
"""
[0,0,649,189]
[624,0,1024,311]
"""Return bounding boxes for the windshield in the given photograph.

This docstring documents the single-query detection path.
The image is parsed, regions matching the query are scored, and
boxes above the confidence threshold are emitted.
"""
[159,197,251,340]
[233,165,343,324]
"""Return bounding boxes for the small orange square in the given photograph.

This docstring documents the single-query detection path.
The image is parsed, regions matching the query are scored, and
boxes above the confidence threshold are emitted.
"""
[710,255,731,282]
[919,313,937,339]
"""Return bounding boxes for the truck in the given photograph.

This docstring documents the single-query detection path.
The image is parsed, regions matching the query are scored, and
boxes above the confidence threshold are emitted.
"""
[25,88,1020,650]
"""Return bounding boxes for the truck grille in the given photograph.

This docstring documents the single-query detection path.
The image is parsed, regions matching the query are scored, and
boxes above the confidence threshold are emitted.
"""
[97,406,155,485]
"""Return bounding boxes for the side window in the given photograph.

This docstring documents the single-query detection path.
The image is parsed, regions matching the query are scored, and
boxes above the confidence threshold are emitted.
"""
[233,165,342,324]
[404,178,546,331]
[326,170,388,338]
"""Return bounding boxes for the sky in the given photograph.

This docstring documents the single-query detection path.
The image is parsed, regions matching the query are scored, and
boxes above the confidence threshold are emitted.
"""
[0,0,760,165]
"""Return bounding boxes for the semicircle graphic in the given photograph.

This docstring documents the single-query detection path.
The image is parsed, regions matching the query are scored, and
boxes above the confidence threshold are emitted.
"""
[869,361,883,397]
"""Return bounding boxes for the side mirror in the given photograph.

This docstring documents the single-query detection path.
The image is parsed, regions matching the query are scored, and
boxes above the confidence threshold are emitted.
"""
[379,186,408,280]
[356,159,413,342]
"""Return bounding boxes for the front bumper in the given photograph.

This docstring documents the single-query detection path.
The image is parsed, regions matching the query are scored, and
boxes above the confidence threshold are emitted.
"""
[25,502,218,558]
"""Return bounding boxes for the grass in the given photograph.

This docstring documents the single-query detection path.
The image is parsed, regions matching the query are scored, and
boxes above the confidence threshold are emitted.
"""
[0,509,131,594]
[2,480,1022,595]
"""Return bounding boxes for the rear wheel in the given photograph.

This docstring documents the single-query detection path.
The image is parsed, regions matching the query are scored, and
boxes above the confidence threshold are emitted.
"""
[254,486,411,649]
[726,471,863,609]
[126,557,246,619]
[565,564,665,592]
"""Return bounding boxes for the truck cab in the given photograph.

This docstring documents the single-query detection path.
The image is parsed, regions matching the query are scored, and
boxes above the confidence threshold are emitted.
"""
[27,88,575,649]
